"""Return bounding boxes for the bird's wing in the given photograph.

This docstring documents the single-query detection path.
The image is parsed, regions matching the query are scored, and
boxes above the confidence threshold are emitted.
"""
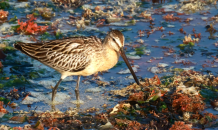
[14,36,102,72]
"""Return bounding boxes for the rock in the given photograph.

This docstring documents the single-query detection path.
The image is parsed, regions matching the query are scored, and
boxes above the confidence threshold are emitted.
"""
[183,66,194,71]
[152,57,163,60]
[144,49,151,55]
[106,17,121,23]
[84,26,99,31]
[201,17,208,20]
[154,39,159,43]
[86,95,92,100]
[67,9,74,14]
[157,63,169,68]
[118,66,138,74]
[96,81,110,87]
[136,39,144,43]
[167,25,175,27]
[126,75,134,79]
[148,67,160,73]
[126,55,141,60]
[110,22,128,26]
[14,2,30,8]
[98,121,114,130]
[174,59,185,63]
[85,87,102,93]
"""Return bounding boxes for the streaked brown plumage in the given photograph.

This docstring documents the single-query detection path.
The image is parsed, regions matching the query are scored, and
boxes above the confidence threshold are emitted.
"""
[15,36,102,75]
[14,30,139,103]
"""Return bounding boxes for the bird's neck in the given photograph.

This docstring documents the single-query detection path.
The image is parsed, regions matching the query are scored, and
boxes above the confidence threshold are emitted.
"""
[103,39,119,58]
[103,38,120,57]
[98,41,119,72]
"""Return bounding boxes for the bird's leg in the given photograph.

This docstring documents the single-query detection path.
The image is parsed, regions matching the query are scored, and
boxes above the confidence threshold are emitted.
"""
[51,104,56,112]
[75,76,81,102]
[52,78,63,102]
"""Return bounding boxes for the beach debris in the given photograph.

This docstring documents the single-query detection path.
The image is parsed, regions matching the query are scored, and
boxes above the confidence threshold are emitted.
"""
[9,115,27,123]
[176,83,199,95]
[110,103,131,115]
[85,87,102,93]
[118,65,139,74]
[183,34,196,44]
[75,17,86,30]
[148,67,161,73]
[157,63,169,68]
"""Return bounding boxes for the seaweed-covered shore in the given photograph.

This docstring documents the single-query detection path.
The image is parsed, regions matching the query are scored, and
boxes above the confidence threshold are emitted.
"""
[1,0,218,129]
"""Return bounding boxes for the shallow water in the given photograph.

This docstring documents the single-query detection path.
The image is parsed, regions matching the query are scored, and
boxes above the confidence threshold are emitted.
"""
[1,0,218,128]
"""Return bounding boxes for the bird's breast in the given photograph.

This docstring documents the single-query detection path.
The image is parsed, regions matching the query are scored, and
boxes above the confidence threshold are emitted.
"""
[97,48,119,72]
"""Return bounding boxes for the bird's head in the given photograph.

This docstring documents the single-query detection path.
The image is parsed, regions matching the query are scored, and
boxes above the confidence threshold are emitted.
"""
[104,30,140,85]
[105,30,125,52]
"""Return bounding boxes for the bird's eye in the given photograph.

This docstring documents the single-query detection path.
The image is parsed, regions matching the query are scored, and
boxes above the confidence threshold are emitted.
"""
[112,38,116,42]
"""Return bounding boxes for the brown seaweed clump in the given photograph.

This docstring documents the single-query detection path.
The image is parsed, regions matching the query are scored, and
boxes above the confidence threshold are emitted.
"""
[52,0,91,8]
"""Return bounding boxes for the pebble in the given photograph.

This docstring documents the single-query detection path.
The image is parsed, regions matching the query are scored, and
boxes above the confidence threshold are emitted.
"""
[167,25,175,27]
[136,39,144,43]
[126,55,141,60]
[201,17,208,20]
[85,87,102,93]
[86,95,92,100]
[157,63,169,68]
[148,67,161,73]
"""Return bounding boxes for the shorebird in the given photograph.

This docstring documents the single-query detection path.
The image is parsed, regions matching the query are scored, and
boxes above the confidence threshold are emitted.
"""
[14,30,140,102]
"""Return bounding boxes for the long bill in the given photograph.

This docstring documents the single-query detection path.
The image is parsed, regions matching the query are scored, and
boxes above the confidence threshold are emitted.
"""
[119,48,140,85]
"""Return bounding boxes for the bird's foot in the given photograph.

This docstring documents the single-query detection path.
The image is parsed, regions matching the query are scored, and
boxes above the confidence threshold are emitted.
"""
[71,99,84,105]
[51,104,56,112]
[51,89,57,101]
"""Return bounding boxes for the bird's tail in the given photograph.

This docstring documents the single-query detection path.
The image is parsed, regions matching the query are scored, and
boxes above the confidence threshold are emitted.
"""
[13,42,24,51]
[13,42,37,60]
